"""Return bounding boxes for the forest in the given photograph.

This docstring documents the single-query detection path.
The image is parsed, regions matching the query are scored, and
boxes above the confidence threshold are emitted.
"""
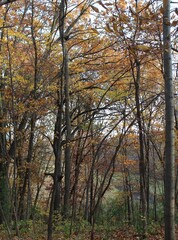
[0,0,178,239]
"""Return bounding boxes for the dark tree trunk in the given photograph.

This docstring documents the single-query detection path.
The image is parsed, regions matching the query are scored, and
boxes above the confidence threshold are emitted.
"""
[18,113,36,219]
[134,60,147,238]
[0,9,11,226]
[57,0,72,218]
[48,106,63,240]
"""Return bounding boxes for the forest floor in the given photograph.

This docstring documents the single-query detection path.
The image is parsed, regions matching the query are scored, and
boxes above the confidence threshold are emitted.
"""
[64,228,173,240]
[2,225,177,240]
[0,230,175,240]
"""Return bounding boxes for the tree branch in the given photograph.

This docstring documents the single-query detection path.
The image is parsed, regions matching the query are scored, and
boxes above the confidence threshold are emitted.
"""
[0,0,16,6]
[172,47,178,53]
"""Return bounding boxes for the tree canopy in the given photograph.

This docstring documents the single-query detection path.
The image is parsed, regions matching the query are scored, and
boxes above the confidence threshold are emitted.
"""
[0,0,177,239]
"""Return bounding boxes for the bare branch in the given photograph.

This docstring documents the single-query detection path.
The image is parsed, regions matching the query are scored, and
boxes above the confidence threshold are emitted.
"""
[172,47,178,53]
[0,25,13,29]
[0,0,16,6]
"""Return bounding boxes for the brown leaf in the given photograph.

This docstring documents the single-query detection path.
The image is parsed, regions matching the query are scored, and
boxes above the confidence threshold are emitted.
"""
[91,28,99,34]
[97,0,108,10]
[113,22,118,32]
[105,23,113,33]
[160,6,164,14]
[172,20,178,27]
[90,5,99,13]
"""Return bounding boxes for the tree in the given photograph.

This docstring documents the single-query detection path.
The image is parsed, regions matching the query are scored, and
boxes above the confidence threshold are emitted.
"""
[0,6,11,226]
[163,0,175,239]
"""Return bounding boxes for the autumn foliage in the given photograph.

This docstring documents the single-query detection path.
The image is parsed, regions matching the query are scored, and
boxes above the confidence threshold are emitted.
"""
[0,0,177,239]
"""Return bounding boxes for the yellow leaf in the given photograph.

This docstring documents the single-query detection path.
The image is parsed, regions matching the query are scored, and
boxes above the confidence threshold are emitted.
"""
[136,45,150,52]
[8,29,30,42]
[0,19,4,27]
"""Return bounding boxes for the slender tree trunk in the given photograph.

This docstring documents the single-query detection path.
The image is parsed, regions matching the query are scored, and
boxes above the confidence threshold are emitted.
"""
[124,167,131,224]
[163,0,175,239]
[48,1,65,237]
[18,113,36,219]
[63,43,71,217]
[48,106,63,240]
[59,0,72,218]
[134,60,147,238]
[33,155,52,208]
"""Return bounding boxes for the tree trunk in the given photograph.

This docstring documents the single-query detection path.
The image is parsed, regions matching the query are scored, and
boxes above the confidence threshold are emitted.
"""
[18,113,36,219]
[48,106,63,240]
[134,59,147,238]
[0,10,11,226]
[0,155,10,225]
[0,61,10,227]
[59,0,72,218]
[163,0,175,239]
[63,43,71,217]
